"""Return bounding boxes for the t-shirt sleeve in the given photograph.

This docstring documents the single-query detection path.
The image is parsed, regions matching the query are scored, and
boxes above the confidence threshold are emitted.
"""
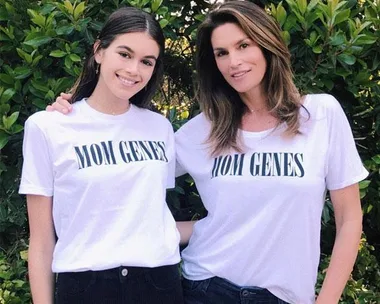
[325,96,368,190]
[174,129,188,178]
[175,159,187,177]
[166,124,176,189]
[19,117,54,196]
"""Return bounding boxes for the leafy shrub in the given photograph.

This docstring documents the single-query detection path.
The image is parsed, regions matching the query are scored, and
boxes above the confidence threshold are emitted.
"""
[0,0,379,302]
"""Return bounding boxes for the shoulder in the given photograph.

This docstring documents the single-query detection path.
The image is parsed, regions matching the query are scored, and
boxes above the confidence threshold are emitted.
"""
[301,93,344,119]
[175,112,210,140]
[133,106,172,128]
[303,93,341,110]
[25,110,62,131]
[26,100,86,129]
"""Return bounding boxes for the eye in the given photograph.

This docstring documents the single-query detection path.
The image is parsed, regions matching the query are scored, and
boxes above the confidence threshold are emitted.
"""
[142,59,153,67]
[215,50,227,57]
[239,43,249,49]
[119,52,131,58]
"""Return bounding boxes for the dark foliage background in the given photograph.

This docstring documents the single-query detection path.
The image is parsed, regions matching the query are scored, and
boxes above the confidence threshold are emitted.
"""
[0,0,379,302]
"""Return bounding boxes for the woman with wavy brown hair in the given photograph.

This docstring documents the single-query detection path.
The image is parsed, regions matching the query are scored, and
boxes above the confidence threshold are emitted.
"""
[49,1,366,303]
[175,1,366,304]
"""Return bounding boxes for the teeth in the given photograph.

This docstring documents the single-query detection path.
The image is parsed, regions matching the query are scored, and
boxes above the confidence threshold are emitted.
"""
[233,71,246,77]
[118,75,137,86]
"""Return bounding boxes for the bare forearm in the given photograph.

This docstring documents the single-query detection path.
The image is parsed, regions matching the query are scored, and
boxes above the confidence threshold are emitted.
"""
[28,242,55,304]
[176,221,196,245]
[316,219,362,304]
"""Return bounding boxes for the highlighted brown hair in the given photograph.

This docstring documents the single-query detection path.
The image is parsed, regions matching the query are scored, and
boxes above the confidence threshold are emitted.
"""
[196,1,302,156]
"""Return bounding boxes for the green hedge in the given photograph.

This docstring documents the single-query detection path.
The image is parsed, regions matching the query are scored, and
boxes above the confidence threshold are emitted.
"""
[0,0,379,302]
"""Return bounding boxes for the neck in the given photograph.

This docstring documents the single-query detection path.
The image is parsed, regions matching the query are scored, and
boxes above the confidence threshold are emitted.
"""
[239,89,268,113]
[87,84,131,115]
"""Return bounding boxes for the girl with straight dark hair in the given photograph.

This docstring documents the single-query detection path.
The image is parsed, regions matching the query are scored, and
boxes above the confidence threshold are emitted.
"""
[19,7,183,304]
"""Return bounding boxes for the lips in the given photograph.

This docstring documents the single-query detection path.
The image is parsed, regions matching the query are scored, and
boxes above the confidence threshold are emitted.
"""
[231,69,251,78]
[117,74,139,86]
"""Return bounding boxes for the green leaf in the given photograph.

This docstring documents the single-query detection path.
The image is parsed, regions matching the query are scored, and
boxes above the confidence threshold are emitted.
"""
[312,45,323,54]
[69,54,81,62]
[56,25,75,35]
[50,50,67,58]
[337,53,356,65]
[322,78,334,90]
[0,104,10,114]
[64,55,73,69]
[46,90,55,100]
[16,48,33,64]
[354,35,378,45]
[333,9,350,26]
[14,67,32,79]
[306,0,319,12]
[156,6,168,16]
[276,4,287,27]
[31,80,50,93]
[0,74,14,85]
[372,155,380,165]
[32,98,46,109]
[298,0,307,15]
[0,7,8,21]
[24,36,53,48]
[26,9,38,19]
[335,68,351,78]
[64,0,74,14]
[4,112,19,129]
[73,2,86,20]
[159,19,169,29]
[151,0,163,12]
[281,31,290,45]
[31,14,46,28]
[32,55,44,66]
[194,14,205,22]
[0,131,9,150]
[359,180,370,190]
[330,32,345,46]
[0,88,16,104]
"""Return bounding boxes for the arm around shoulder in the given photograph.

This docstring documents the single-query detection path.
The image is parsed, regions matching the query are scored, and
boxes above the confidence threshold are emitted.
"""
[176,221,197,245]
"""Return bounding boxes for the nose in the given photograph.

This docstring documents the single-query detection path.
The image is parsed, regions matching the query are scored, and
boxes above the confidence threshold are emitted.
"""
[229,51,242,68]
[125,59,139,75]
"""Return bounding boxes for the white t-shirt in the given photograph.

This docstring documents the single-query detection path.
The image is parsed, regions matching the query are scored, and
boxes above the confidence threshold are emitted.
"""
[19,99,180,273]
[175,94,368,304]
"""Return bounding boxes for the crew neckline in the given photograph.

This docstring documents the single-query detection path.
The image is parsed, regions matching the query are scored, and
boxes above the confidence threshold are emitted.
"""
[77,98,135,121]
[239,95,310,138]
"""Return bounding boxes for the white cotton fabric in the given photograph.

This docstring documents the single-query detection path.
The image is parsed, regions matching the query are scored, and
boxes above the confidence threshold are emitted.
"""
[175,94,368,304]
[20,99,180,272]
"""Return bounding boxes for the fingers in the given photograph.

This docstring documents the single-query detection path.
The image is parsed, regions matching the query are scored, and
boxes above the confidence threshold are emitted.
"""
[58,93,73,109]
[60,92,73,102]
[46,105,54,112]
[45,92,73,113]
[53,97,71,114]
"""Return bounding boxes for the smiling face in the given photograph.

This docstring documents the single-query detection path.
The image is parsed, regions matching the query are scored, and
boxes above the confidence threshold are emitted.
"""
[94,31,160,103]
[211,22,267,98]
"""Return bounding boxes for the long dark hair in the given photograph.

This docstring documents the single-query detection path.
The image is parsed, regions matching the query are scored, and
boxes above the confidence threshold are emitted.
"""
[196,1,301,156]
[71,7,165,109]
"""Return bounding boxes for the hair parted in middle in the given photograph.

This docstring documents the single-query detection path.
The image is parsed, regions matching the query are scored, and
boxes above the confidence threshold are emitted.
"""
[70,6,165,109]
[196,0,302,156]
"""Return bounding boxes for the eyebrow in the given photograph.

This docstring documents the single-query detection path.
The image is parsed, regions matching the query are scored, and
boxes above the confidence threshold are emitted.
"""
[116,45,158,61]
[213,37,251,52]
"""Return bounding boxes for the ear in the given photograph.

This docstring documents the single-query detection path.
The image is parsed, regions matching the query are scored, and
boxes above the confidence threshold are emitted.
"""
[93,40,103,64]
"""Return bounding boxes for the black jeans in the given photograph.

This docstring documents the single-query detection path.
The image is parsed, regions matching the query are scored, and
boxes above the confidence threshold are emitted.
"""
[55,264,184,304]
[183,277,289,304]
